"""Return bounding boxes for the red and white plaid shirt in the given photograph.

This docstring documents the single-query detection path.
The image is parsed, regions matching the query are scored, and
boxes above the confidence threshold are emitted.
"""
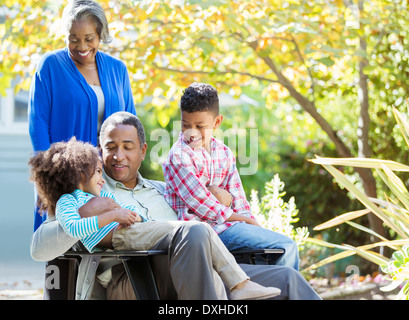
[163,132,254,234]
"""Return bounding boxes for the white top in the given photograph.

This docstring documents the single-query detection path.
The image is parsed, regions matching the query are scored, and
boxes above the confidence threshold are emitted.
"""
[90,84,105,132]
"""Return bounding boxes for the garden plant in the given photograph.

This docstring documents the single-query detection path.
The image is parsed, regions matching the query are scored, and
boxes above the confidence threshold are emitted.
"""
[306,106,409,299]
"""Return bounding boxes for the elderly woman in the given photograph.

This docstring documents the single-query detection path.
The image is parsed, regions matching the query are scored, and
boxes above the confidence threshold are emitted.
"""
[28,0,136,230]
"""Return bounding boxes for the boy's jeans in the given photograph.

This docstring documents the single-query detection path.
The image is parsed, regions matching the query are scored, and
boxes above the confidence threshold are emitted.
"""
[219,222,300,270]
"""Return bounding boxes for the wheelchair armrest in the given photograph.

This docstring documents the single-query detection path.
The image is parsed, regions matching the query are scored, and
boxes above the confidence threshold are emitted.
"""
[60,249,168,300]
[230,248,284,264]
[62,249,168,258]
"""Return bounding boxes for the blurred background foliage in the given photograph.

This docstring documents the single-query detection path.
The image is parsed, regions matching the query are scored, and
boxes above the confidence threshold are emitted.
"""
[3,0,409,274]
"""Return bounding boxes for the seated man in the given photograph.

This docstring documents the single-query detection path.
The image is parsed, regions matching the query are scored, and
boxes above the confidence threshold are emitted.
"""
[31,111,321,300]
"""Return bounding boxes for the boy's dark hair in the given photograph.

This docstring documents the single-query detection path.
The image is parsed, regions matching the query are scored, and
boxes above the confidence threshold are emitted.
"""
[99,111,146,148]
[180,82,219,115]
[28,137,100,216]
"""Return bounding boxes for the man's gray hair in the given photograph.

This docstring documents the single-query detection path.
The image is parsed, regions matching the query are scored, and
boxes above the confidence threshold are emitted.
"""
[62,0,112,44]
[99,112,146,148]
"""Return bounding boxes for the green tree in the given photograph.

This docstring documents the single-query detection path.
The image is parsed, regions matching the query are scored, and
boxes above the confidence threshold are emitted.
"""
[3,0,409,238]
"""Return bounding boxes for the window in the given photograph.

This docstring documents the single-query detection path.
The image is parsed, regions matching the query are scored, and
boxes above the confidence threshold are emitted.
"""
[0,87,29,134]
[14,90,29,123]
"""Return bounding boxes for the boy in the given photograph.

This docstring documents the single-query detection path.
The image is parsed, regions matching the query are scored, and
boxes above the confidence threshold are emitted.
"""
[163,82,299,270]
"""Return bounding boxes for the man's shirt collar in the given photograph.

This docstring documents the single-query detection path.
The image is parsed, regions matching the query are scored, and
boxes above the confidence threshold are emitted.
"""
[103,169,148,192]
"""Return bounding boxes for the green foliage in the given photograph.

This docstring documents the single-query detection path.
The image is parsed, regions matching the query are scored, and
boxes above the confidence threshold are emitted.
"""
[137,87,367,249]
[6,1,409,289]
[308,107,409,299]
[381,244,409,300]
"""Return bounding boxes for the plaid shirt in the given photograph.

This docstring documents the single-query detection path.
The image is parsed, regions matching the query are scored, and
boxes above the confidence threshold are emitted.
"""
[163,132,254,234]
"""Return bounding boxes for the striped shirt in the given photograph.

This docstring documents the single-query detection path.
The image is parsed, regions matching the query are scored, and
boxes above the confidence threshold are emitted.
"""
[56,189,141,253]
[163,132,254,234]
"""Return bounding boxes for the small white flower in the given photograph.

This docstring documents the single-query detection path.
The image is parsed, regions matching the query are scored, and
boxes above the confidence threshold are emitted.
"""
[251,174,308,246]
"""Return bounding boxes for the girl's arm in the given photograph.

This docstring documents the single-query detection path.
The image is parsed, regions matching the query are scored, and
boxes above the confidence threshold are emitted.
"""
[56,195,138,239]
[56,195,100,239]
[78,196,120,218]
[78,196,143,226]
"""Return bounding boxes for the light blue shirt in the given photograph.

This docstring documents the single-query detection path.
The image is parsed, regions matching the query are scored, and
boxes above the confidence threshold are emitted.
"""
[103,171,178,222]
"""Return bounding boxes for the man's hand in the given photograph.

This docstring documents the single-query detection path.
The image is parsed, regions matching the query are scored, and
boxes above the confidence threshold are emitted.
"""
[78,197,120,218]
[79,197,143,229]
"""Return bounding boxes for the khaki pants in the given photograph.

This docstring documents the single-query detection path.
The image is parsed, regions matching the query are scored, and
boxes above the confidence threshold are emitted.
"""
[107,263,137,300]
[112,220,184,251]
[110,221,248,298]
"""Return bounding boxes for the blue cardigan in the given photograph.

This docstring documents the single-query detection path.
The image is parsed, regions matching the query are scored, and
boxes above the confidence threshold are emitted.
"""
[29,48,136,230]
[28,47,136,152]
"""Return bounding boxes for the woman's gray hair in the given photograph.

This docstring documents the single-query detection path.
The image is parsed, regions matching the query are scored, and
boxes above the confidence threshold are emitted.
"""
[62,0,112,44]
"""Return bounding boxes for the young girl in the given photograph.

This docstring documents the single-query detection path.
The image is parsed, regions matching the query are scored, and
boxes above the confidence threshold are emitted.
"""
[29,137,280,300]
[29,137,141,253]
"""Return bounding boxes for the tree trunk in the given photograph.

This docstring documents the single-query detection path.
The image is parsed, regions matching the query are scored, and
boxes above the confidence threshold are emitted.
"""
[356,0,387,240]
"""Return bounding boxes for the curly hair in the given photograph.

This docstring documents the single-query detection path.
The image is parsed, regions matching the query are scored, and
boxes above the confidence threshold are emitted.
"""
[28,137,100,216]
[180,82,219,115]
